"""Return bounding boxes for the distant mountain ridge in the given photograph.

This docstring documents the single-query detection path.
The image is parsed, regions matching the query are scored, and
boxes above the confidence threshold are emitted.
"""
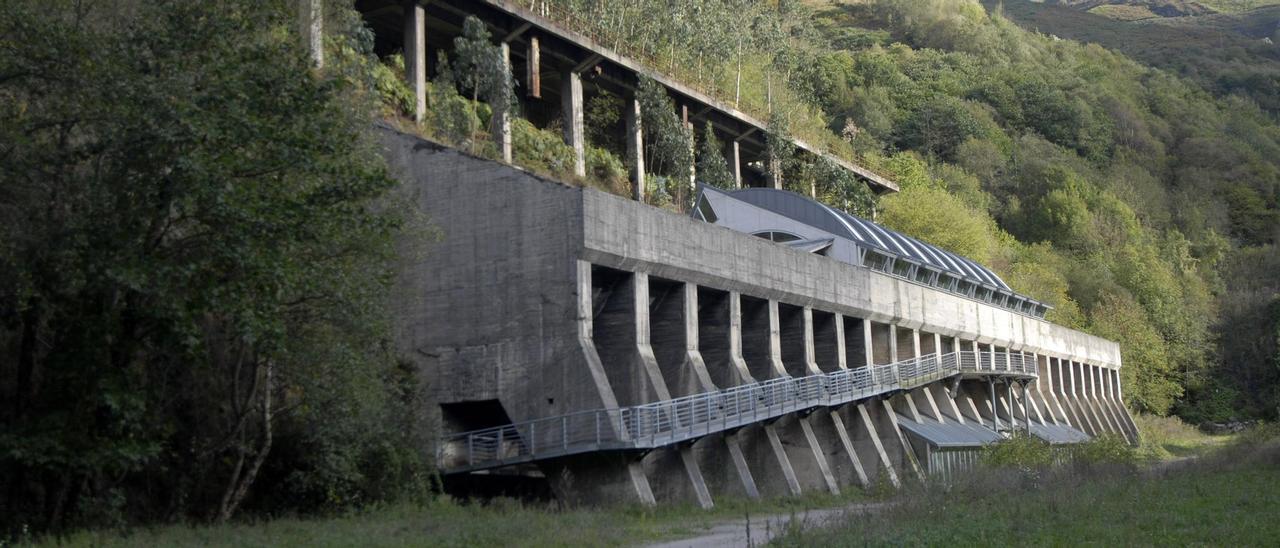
[989,0,1280,114]
[1041,0,1216,18]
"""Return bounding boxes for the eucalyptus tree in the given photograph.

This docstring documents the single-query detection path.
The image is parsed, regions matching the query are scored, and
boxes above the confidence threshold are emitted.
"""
[1,0,425,532]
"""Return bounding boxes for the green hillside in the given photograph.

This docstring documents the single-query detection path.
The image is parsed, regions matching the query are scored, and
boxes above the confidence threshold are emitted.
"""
[990,0,1280,113]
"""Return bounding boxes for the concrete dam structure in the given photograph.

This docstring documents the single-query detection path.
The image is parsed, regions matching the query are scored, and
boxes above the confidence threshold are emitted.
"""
[383,128,1140,507]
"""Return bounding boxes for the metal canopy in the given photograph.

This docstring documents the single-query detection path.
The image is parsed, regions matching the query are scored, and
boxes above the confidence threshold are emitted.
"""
[702,186,1014,292]
[1029,422,1092,445]
[895,414,1004,448]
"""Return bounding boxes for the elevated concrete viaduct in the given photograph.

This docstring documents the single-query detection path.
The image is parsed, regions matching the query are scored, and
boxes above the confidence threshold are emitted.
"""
[381,127,1138,507]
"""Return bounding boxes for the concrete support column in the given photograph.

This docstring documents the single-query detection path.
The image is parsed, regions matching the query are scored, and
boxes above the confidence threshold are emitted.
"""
[1092,365,1123,435]
[562,70,586,177]
[566,262,654,506]
[729,293,800,497]
[802,307,821,375]
[863,320,876,368]
[1058,358,1085,430]
[300,0,323,68]
[404,0,426,123]
[888,324,900,365]
[526,36,541,98]
[632,274,714,507]
[1100,366,1130,439]
[625,98,645,202]
[1020,352,1046,425]
[776,303,839,495]
[768,153,782,189]
[1111,369,1140,443]
[834,313,848,371]
[495,43,513,163]
[1070,361,1101,436]
[1081,362,1107,435]
[731,140,742,188]
[1087,364,1112,434]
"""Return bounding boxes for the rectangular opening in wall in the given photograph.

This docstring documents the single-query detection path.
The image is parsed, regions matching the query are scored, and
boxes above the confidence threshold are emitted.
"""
[696,286,735,388]
[845,316,868,367]
[441,400,514,435]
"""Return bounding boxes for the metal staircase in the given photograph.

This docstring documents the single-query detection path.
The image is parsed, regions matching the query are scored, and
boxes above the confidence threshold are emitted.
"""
[439,350,1037,474]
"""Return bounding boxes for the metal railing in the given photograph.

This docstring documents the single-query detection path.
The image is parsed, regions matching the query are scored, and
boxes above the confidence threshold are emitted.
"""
[439,350,1036,473]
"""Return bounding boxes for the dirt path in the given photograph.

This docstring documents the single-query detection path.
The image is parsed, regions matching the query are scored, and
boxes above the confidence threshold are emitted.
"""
[644,502,887,548]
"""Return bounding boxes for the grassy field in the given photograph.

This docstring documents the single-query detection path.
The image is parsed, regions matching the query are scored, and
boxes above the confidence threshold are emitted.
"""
[34,486,872,547]
[24,419,1264,547]
[773,425,1280,546]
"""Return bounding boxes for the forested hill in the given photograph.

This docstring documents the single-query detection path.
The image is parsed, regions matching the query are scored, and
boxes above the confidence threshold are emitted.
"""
[987,0,1280,115]
[807,0,1280,422]
[552,0,1279,421]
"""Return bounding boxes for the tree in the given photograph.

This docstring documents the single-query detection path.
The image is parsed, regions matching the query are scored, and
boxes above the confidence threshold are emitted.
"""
[451,16,516,152]
[697,122,735,189]
[636,76,693,207]
[0,0,423,532]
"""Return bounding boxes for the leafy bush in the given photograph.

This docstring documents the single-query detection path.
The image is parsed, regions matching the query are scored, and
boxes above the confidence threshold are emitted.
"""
[1070,434,1138,467]
[981,435,1055,469]
[586,146,628,194]
[512,118,576,178]
[372,54,416,118]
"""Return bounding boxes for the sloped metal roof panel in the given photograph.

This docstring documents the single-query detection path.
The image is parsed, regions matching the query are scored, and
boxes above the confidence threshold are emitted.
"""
[895,414,1004,448]
[1029,422,1092,445]
[721,187,1011,290]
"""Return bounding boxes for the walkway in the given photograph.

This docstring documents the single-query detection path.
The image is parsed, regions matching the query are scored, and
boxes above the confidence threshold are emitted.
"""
[439,350,1037,473]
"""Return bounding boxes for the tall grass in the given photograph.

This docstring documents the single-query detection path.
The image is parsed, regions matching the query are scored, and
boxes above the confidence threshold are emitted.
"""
[773,423,1280,546]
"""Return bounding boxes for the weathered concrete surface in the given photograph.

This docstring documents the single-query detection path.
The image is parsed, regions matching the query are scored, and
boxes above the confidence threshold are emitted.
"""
[379,127,1129,503]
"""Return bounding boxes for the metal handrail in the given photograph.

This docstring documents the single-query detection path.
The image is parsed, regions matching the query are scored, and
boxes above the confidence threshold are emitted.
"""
[439,350,1037,472]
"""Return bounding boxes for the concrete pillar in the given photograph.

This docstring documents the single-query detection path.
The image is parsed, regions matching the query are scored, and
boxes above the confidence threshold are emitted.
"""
[1058,358,1084,430]
[1092,365,1123,435]
[855,403,899,488]
[833,313,848,371]
[690,287,761,499]
[526,36,541,98]
[619,274,712,508]
[776,303,839,495]
[1069,361,1100,436]
[562,262,654,506]
[403,0,426,123]
[1110,368,1140,443]
[1039,355,1067,426]
[300,0,323,68]
[562,70,586,177]
[1080,362,1107,435]
[882,399,925,481]
[495,43,513,163]
[863,320,876,367]
[731,140,742,188]
[768,153,782,189]
[802,308,820,375]
[990,380,1001,432]
[1101,366,1130,439]
[730,293,800,497]
[888,324,899,365]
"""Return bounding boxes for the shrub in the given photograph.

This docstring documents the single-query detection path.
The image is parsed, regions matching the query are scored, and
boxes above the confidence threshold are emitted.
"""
[512,118,576,178]
[586,146,628,195]
[371,54,415,118]
[981,435,1055,469]
[1070,434,1137,467]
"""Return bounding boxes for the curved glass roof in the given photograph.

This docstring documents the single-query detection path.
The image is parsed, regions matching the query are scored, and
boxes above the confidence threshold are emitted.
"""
[727,188,1011,291]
